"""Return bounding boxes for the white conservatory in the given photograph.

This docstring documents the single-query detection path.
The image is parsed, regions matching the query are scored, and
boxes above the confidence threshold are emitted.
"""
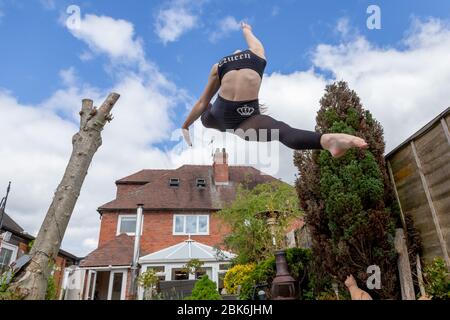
[137,239,235,299]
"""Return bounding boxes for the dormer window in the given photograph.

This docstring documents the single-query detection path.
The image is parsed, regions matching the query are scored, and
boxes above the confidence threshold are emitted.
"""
[169,178,180,187]
[196,178,206,189]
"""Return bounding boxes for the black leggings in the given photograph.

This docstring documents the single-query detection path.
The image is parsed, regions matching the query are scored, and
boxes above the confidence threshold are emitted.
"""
[201,95,323,150]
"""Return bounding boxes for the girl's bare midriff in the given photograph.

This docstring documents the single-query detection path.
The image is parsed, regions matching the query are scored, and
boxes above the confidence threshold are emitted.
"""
[217,68,262,101]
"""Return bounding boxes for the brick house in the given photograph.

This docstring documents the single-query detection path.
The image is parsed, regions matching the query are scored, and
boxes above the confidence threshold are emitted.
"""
[0,211,81,299]
[76,149,300,300]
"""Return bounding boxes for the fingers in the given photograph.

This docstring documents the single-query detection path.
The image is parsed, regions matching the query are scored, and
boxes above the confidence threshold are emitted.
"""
[356,138,368,149]
[182,128,193,147]
[241,21,251,30]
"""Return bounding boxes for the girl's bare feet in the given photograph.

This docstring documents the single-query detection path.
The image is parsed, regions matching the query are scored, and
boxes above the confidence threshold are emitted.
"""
[320,133,368,158]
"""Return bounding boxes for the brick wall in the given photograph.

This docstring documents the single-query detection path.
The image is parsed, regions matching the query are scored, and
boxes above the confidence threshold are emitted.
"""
[98,210,230,254]
[98,211,121,246]
[54,255,66,298]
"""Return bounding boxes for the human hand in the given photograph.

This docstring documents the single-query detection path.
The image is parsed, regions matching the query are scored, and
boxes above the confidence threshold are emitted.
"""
[241,21,252,32]
[182,127,193,147]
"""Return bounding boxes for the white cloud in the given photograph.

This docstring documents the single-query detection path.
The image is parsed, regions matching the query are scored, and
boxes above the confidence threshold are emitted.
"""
[271,6,280,17]
[0,71,183,256]
[82,238,98,252]
[40,0,56,10]
[0,13,188,256]
[0,91,79,237]
[59,67,77,87]
[336,17,350,37]
[209,16,242,43]
[154,1,198,45]
[334,16,361,41]
[313,17,450,151]
[68,14,145,64]
[79,50,94,62]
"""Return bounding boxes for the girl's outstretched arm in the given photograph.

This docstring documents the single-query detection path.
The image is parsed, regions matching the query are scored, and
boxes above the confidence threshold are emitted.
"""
[182,63,220,146]
[241,22,266,59]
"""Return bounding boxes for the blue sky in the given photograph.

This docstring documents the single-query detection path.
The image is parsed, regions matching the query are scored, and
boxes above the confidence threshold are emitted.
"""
[1,0,450,106]
[1,0,450,256]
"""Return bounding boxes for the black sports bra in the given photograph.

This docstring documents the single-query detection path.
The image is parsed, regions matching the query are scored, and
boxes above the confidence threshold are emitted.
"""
[217,49,267,83]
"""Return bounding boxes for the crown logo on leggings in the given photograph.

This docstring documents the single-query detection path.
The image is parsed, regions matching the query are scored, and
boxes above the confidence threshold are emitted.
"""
[236,105,255,116]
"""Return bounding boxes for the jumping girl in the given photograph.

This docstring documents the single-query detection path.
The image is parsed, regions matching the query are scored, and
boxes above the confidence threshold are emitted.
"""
[182,22,368,158]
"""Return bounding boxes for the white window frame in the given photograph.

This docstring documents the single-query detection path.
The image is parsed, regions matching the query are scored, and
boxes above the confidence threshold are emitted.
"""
[172,214,209,235]
[107,270,128,300]
[84,270,97,300]
[0,241,18,267]
[116,214,144,236]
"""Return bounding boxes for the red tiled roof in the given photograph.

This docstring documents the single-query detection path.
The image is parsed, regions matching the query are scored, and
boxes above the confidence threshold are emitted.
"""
[99,165,281,212]
[80,234,134,267]
[116,169,171,184]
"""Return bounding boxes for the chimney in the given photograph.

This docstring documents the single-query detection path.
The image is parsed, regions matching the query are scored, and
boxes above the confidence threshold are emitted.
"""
[213,148,229,185]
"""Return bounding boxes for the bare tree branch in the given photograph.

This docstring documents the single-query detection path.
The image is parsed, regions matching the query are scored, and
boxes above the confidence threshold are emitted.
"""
[8,93,120,300]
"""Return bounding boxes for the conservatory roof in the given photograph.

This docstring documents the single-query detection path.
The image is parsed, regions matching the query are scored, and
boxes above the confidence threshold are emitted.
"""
[138,239,235,264]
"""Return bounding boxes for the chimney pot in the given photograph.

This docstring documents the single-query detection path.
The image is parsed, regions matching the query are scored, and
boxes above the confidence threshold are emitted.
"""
[213,148,229,185]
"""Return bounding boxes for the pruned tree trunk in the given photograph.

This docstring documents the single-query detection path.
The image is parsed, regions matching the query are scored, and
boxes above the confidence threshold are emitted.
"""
[8,93,120,300]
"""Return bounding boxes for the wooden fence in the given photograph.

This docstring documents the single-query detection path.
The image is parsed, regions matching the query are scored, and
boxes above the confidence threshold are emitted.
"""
[386,107,450,269]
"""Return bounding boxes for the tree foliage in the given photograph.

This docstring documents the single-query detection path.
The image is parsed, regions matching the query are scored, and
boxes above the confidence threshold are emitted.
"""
[137,269,159,289]
[137,269,160,300]
[182,259,204,276]
[217,181,302,264]
[294,81,399,299]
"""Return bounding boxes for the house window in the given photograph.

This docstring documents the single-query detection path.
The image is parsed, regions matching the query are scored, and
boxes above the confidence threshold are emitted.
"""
[195,267,212,280]
[169,178,180,187]
[172,268,189,280]
[196,178,206,189]
[173,215,209,235]
[117,215,143,236]
[0,242,18,274]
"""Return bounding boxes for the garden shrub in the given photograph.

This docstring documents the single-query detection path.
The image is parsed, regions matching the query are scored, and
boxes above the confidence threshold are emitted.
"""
[224,264,255,295]
[423,257,450,300]
[185,275,222,300]
[45,275,57,300]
